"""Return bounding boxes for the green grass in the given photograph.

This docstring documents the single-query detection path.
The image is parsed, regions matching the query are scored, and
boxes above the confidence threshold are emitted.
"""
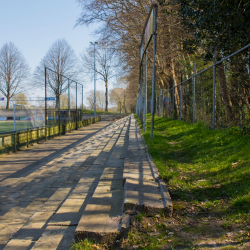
[136,114,250,216]
[71,239,96,250]
[0,121,34,133]
[130,114,250,249]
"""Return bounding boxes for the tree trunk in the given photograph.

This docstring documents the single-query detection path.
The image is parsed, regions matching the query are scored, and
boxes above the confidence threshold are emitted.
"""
[217,63,233,122]
[105,80,108,111]
[6,97,10,109]
[56,94,60,109]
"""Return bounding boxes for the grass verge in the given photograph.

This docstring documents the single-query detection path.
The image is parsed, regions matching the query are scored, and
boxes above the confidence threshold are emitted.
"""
[127,114,250,249]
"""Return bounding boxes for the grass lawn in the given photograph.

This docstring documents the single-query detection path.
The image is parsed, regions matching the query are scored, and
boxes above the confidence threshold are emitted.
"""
[0,121,35,133]
[72,114,250,250]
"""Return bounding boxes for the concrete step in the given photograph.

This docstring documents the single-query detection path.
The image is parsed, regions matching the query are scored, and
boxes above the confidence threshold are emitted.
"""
[123,115,173,217]
[75,117,130,244]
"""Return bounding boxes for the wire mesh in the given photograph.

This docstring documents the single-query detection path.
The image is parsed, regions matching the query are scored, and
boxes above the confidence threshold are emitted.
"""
[195,67,213,126]
[215,50,250,128]
[181,79,193,123]
[136,44,250,133]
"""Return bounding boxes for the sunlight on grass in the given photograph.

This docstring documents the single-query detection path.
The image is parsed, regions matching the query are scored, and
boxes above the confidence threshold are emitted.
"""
[135,114,250,219]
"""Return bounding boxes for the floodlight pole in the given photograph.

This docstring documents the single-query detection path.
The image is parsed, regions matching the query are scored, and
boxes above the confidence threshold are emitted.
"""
[45,67,47,141]
[91,41,98,118]
[150,5,158,139]
[76,82,77,129]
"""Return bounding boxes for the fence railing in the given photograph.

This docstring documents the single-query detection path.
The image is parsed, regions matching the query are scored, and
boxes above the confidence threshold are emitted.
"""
[0,112,101,155]
[137,43,250,130]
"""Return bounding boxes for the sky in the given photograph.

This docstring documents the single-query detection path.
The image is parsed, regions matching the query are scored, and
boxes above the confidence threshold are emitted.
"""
[0,0,106,106]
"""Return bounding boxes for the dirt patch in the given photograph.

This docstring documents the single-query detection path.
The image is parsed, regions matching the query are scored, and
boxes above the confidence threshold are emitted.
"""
[87,201,250,249]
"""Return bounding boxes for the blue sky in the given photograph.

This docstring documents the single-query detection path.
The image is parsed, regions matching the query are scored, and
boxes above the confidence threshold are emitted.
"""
[0,0,102,102]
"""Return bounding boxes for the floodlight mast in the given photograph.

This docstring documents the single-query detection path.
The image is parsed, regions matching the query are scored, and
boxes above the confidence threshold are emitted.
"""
[90,41,98,118]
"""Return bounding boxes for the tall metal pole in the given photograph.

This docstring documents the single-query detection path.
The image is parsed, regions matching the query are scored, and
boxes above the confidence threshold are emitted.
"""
[144,50,147,132]
[158,89,161,117]
[68,79,70,125]
[180,73,183,121]
[14,104,16,131]
[150,5,158,139]
[213,49,217,129]
[180,84,183,121]
[58,73,60,135]
[167,87,169,118]
[162,89,164,117]
[140,66,143,126]
[68,79,70,110]
[76,82,77,129]
[172,85,175,119]
[192,61,196,124]
[45,67,47,140]
[93,43,97,118]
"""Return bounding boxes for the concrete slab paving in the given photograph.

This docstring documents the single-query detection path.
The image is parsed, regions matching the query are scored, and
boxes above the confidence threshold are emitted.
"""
[0,114,173,249]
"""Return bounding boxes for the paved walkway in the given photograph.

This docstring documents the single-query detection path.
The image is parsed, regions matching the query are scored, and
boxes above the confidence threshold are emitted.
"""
[0,115,172,250]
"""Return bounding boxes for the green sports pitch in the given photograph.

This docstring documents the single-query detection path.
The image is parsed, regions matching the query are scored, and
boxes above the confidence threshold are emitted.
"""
[0,120,56,133]
[0,120,35,133]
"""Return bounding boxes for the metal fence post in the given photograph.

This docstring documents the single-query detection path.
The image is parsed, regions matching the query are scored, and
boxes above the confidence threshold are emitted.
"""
[144,50,147,132]
[26,129,29,147]
[180,84,183,121]
[58,74,61,136]
[76,82,78,130]
[213,50,217,129]
[45,67,47,141]
[139,64,143,126]
[150,5,158,140]
[37,127,39,144]
[172,86,175,119]
[14,132,16,152]
[192,61,196,124]
[158,89,161,117]
[162,89,164,117]
[167,87,169,118]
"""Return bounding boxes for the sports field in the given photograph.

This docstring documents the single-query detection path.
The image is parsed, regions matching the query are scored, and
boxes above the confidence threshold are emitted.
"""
[0,121,35,133]
[0,120,58,133]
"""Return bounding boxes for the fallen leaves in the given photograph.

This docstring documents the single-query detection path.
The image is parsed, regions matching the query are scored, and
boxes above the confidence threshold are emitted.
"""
[232,160,241,168]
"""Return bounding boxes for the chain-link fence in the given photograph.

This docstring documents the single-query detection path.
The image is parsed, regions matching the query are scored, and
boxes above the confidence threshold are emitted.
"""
[44,67,85,137]
[152,44,250,129]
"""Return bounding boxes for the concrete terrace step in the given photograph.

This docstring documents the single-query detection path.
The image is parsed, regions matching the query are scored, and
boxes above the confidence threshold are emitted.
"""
[74,115,172,244]
[75,117,130,244]
[123,115,172,217]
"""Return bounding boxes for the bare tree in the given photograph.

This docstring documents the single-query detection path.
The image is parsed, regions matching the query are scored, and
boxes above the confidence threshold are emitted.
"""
[34,39,79,109]
[76,0,190,110]
[86,90,105,111]
[12,93,28,105]
[80,44,119,112]
[110,88,126,113]
[0,42,29,109]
